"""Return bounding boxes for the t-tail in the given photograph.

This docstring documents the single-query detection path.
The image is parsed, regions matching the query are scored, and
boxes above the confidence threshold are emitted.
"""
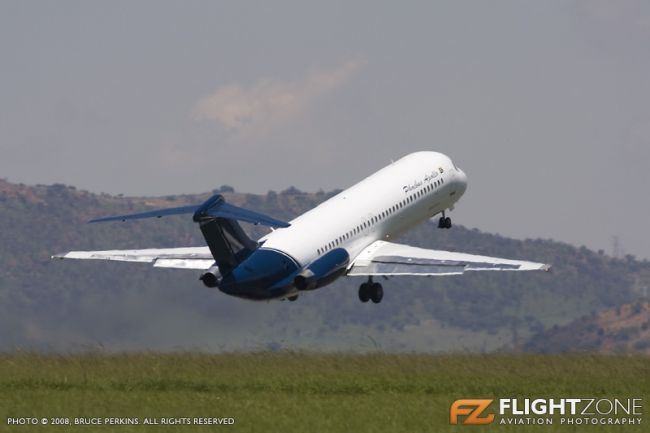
[88,193,290,286]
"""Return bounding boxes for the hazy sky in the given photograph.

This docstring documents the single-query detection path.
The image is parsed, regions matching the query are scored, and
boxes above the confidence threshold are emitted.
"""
[1,1,649,259]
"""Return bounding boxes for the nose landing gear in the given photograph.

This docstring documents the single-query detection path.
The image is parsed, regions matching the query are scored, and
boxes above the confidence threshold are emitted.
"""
[358,278,383,303]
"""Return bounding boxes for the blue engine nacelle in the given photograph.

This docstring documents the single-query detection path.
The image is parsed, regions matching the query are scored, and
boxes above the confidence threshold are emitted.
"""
[293,248,350,291]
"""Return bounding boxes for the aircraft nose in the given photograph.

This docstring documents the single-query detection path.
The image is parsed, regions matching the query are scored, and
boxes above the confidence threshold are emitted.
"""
[456,168,468,195]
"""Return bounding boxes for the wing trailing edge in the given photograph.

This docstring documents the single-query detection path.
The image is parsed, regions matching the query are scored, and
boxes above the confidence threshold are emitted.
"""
[52,247,215,270]
[348,240,550,276]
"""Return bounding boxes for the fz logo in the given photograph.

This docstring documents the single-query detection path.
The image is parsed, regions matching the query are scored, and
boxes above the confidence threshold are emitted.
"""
[450,399,495,425]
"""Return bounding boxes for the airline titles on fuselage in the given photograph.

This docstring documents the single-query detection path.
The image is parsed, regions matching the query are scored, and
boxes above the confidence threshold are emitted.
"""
[403,168,444,194]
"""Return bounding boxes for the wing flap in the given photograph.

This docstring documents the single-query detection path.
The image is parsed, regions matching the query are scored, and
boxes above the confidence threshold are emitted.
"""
[153,258,215,270]
[52,247,215,270]
[348,241,550,276]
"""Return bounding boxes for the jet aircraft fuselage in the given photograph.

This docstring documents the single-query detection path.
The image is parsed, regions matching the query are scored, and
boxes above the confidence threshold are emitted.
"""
[223,152,467,300]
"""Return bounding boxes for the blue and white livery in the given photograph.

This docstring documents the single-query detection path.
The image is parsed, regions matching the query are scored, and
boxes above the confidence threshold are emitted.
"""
[54,152,549,303]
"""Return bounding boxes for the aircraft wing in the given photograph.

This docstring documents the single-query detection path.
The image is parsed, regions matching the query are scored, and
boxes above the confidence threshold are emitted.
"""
[52,247,215,270]
[348,240,550,276]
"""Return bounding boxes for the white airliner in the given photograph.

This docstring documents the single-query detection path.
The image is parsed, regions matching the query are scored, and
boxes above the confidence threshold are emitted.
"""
[54,151,549,303]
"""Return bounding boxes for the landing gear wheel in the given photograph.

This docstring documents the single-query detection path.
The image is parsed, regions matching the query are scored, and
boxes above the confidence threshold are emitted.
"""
[358,283,370,303]
[370,283,384,304]
[438,213,452,229]
[288,295,298,302]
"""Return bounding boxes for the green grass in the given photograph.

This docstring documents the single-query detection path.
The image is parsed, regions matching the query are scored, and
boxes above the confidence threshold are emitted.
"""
[1,352,648,432]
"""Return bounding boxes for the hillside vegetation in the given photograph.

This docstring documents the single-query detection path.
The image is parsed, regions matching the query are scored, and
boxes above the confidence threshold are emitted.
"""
[1,352,648,433]
[526,299,650,353]
[1,179,649,352]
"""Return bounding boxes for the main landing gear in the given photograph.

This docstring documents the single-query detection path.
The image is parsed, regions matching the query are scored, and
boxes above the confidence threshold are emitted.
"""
[438,211,452,229]
[359,277,383,304]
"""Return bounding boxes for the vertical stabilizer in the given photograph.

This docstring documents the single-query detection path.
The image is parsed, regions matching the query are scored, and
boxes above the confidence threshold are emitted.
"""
[198,217,257,274]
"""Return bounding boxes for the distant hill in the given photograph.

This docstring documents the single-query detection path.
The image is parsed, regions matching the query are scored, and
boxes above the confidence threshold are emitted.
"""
[524,299,650,353]
[1,178,649,352]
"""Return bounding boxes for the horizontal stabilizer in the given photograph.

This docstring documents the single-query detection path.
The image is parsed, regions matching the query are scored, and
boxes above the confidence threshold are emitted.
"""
[207,202,289,228]
[89,194,290,228]
[89,205,199,223]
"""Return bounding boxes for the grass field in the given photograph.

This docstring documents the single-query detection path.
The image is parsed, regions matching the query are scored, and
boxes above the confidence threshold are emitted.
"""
[1,352,648,432]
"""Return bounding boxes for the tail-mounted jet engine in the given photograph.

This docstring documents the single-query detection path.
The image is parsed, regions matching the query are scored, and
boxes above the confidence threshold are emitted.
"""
[200,265,221,288]
[294,248,350,291]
